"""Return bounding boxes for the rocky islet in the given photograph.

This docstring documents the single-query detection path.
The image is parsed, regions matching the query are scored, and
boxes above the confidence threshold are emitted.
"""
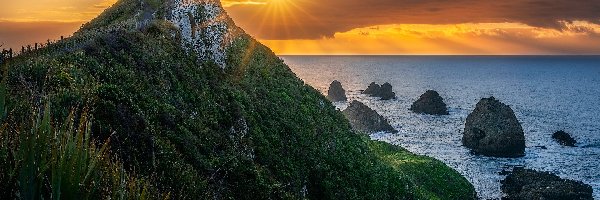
[326,80,347,102]
[462,97,526,157]
[410,90,449,115]
[342,100,398,134]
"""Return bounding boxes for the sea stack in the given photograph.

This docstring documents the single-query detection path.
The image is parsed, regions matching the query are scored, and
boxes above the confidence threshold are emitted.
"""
[410,90,449,115]
[343,100,398,134]
[379,83,396,100]
[362,82,381,95]
[362,82,396,100]
[552,130,577,147]
[327,80,347,102]
[501,168,593,200]
[462,97,525,157]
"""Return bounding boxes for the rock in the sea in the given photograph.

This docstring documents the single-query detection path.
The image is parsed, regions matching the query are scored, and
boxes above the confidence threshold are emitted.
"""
[327,80,347,102]
[379,83,396,100]
[410,90,449,115]
[552,130,577,147]
[361,82,396,100]
[462,97,525,157]
[343,100,398,134]
[362,82,381,95]
[501,168,593,200]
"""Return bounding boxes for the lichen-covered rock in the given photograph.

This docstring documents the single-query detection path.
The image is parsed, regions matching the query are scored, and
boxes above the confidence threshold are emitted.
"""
[362,82,396,100]
[343,100,398,134]
[410,90,449,115]
[167,0,242,68]
[552,130,577,147]
[501,168,593,200]
[327,80,347,102]
[462,97,525,157]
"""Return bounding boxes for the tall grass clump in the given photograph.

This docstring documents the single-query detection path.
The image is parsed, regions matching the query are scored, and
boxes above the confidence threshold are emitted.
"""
[0,76,164,199]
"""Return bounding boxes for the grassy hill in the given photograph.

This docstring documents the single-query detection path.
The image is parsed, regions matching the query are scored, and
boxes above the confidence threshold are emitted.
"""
[0,0,476,199]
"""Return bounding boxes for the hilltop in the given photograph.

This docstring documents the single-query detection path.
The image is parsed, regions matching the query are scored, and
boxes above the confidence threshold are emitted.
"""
[0,0,475,199]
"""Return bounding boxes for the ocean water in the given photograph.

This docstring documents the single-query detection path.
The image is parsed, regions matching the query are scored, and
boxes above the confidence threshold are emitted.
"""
[281,56,600,199]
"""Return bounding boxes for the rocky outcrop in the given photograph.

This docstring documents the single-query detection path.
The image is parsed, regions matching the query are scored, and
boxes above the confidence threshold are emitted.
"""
[501,168,593,200]
[552,130,577,147]
[379,83,396,100]
[361,82,396,100]
[362,82,381,95]
[167,0,242,68]
[343,101,398,134]
[410,90,449,115]
[462,97,525,157]
[327,80,347,102]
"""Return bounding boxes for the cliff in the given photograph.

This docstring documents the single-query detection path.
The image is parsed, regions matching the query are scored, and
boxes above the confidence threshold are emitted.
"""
[0,0,475,199]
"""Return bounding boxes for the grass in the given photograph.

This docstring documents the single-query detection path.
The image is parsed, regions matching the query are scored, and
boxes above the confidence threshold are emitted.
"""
[0,75,164,199]
[369,141,477,200]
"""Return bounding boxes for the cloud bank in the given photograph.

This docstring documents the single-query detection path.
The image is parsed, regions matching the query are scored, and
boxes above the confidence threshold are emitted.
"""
[225,0,600,39]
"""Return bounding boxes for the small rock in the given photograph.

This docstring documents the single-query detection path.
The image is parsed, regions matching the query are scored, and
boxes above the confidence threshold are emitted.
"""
[552,130,577,147]
[361,82,396,100]
[379,83,396,100]
[462,97,525,157]
[326,80,347,102]
[410,90,449,115]
[362,82,381,95]
[501,168,593,200]
[342,100,398,134]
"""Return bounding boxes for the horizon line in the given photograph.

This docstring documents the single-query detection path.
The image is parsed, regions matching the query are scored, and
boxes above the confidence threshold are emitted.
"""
[276,54,600,56]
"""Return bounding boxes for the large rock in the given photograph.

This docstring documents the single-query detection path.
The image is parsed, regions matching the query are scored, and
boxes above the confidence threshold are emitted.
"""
[462,97,525,157]
[327,80,347,102]
[343,100,398,134]
[361,82,396,100]
[501,168,593,200]
[552,130,577,147]
[410,90,449,115]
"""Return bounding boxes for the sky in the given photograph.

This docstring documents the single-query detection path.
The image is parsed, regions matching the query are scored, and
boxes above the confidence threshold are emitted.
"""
[1,0,600,55]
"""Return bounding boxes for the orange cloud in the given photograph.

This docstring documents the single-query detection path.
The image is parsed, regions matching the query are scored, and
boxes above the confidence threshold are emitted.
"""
[0,0,117,22]
[261,23,600,55]
[226,0,600,39]
[222,0,267,7]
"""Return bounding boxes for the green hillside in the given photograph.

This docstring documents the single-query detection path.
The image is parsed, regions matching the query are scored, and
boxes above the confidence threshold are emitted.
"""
[0,0,476,199]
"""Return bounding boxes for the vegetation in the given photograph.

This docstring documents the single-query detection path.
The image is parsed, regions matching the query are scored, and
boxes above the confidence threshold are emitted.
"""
[0,81,163,199]
[0,0,476,199]
[369,141,476,200]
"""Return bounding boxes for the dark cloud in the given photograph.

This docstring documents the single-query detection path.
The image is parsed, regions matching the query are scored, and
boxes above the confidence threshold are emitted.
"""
[225,0,600,39]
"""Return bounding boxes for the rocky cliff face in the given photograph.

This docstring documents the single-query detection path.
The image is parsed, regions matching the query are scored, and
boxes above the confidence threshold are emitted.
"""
[79,0,242,68]
[167,0,242,67]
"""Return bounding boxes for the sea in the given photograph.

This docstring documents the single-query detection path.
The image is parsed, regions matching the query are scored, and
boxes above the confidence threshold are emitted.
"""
[281,55,600,199]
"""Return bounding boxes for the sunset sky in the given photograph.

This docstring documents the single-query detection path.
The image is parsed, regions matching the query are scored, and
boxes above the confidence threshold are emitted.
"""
[1,0,600,55]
